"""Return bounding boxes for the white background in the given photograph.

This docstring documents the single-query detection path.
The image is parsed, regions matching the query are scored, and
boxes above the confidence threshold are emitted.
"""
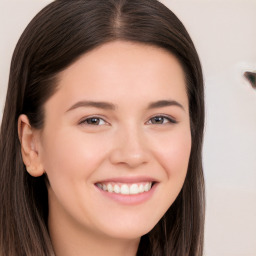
[0,0,256,255]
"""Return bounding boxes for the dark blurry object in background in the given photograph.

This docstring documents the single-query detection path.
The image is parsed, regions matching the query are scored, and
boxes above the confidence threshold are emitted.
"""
[244,71,256,89]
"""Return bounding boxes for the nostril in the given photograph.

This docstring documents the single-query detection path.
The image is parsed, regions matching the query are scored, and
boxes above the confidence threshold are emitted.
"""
[244,71,256,89]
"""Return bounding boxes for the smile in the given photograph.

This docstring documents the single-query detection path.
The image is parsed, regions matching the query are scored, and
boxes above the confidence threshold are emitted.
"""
[95,182,153,195]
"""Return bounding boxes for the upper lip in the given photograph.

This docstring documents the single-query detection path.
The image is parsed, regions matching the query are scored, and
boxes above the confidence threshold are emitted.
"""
[95,176,158,184]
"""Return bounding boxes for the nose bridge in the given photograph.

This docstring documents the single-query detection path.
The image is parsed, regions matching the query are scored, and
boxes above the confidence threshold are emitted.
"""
[109,122,149,168]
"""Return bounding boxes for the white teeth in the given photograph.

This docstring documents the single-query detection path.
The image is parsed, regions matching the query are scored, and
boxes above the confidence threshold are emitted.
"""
[144,183,151,192]
[130,184,139,194]
[113,184,120,193]
[97,182,153,195]
[107,184,113,193]
[139,184,144,193]
[120,184,129,195]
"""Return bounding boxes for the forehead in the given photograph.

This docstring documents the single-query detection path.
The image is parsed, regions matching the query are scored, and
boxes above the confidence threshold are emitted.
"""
[47,41,188,111]
[59,41,185,81]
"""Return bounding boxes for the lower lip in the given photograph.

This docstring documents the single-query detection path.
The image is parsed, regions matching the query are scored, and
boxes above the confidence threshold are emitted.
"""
[95,183,158,205]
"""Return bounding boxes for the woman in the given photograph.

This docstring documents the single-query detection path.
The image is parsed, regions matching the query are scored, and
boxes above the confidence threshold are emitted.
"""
[0,0,205,255]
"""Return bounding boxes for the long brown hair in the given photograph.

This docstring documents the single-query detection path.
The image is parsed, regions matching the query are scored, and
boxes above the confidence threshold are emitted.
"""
[0,0,205,255]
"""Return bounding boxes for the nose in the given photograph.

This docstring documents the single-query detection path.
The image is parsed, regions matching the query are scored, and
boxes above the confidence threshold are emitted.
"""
[109,126,150,168]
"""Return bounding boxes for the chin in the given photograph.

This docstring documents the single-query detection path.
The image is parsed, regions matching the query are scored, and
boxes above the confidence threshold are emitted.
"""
[98,218,158,240]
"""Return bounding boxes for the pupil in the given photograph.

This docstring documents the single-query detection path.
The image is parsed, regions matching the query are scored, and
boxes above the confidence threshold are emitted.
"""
[153,117,163,124]
[88,118,99,125]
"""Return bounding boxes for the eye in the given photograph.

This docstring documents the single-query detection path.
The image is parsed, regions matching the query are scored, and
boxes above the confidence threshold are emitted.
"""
[147,115,177,125]
[79,117,107,126]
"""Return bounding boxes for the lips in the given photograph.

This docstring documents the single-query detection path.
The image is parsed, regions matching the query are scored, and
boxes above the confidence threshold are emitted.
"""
[94,177,158,205]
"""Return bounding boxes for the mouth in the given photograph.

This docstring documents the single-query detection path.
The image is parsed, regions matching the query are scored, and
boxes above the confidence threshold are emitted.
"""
[95,181,155,195]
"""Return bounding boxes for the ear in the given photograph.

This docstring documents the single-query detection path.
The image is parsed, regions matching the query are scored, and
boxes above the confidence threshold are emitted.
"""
[18,114,44,177]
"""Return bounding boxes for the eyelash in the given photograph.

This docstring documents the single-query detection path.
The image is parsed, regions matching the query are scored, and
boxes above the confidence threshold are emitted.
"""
[79,115,177,126]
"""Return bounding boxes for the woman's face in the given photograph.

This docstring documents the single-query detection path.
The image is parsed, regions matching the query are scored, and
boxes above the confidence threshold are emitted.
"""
[37,41,191,240]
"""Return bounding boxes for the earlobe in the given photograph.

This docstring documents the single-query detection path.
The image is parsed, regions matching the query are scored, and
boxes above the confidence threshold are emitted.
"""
[18,114,45,177]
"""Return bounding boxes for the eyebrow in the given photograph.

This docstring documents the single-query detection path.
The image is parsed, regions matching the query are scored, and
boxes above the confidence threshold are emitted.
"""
[66,99,184,112]
[66,100,116,112]
[147,100,184,110]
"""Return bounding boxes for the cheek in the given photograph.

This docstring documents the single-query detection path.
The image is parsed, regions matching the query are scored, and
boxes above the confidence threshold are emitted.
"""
[40,128,110,183]
[152,129,191,179]
[146,129,191,221]
[39,129,112,217]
